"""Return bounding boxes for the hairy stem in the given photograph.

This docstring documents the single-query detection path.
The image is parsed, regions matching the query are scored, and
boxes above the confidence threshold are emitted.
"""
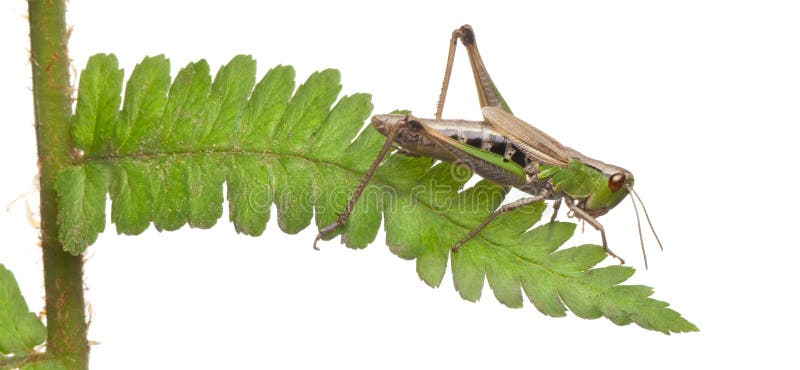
[29,0,89,368]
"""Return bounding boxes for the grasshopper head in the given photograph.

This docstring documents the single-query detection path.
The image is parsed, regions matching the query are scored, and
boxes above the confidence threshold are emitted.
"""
[586,165,664,268]
[560,148,635,217]
[583,168,634,217]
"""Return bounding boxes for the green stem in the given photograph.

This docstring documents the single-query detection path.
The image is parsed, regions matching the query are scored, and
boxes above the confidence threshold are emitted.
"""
[29,1,89,368]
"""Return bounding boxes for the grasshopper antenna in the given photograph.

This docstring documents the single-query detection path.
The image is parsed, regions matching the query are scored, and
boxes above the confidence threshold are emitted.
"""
[628,185,664,251]
[628,188,648,270]
[626,185,664,270]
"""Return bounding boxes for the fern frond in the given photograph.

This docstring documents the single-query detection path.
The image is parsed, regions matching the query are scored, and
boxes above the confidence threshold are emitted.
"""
[54,54,697,334]
[0,264,46,358]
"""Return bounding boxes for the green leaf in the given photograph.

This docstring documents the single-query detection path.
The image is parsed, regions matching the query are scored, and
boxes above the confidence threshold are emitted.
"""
[56,53,698,334]
[116,55,171,155]
[160,60,212,152]
[227,154,273,236]
[71,53,123,155]
[54,164,108,254]
[0,264,46,356]
[238,65,294,150]
[197,55,256,149]
[273,69,341,153]
[310,93,373,159]
[152,157,190,231]
[109,159,153,234]
[186,154,227,229]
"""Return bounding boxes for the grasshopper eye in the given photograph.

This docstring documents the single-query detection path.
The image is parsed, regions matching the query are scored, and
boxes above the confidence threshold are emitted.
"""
[608,173,626,192]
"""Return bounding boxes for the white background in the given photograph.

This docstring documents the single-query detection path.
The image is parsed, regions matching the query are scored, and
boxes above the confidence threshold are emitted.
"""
[2,0,799,368]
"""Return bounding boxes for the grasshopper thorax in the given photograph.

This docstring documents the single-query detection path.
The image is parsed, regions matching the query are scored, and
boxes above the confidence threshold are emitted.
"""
[550,148,635,218]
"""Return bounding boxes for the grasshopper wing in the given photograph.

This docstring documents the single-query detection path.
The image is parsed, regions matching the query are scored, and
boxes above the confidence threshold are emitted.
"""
[409,118,528,187]
[481,106,570,167]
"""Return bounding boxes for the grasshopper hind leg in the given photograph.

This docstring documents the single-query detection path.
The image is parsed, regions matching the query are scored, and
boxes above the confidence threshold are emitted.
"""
[313,127,399,250]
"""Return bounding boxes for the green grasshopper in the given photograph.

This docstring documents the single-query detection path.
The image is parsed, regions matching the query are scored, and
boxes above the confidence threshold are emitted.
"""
[315,25,662,267]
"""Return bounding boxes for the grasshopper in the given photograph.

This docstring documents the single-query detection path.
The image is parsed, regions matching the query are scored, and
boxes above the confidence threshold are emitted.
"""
[315,25,662,267]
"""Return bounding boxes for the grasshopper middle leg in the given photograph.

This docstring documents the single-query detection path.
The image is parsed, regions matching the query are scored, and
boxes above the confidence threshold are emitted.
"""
[452,191,548,252]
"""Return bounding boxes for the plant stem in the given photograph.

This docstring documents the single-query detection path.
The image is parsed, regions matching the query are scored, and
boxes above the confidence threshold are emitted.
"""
[29,0,89,368]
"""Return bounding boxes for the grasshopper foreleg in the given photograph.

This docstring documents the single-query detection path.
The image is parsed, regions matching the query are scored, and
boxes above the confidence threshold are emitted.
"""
[563,199,625,264]
[313,127,399,250]
[451,191,548,252]
[550,197,562,223]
